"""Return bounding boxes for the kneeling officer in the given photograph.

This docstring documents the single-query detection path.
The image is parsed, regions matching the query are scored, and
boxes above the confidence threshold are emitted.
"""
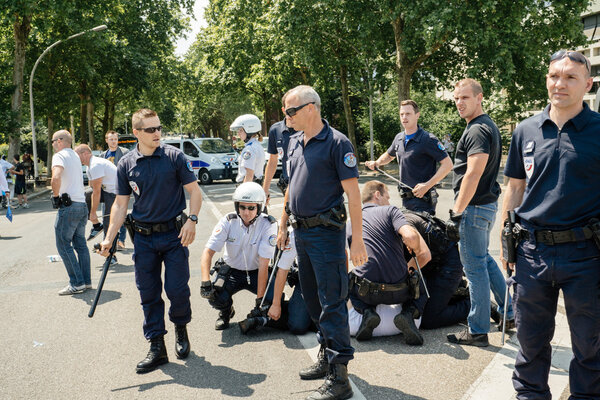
[200,182,278,329]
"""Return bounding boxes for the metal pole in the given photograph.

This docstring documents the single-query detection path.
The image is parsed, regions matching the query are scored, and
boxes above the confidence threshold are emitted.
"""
[29,25,108,179]
[368,78,374,161]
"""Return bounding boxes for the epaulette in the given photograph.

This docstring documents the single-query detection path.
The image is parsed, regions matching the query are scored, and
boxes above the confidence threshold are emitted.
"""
[265,214,277,224]
[226,212,238,220]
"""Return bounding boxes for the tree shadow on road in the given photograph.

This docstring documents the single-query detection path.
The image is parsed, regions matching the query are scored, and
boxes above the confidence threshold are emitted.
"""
[110,353,266,397]
[351,375,428,400]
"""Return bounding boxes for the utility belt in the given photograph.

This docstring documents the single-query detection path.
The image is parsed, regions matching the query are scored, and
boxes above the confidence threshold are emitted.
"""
[287,204,347,230]
[127,213,187,237]
[398,185,437,204]
[349,272,420,300]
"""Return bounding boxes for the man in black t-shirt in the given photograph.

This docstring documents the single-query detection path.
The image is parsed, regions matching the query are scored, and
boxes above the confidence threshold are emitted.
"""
[347,180,431,345]
[10,154,28,209]
[446,79,513,347]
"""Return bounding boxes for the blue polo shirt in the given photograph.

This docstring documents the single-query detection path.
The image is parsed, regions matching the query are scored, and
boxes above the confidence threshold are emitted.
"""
[287,119,359,217]
[504,103,600,229]
[386,126,448,187]
[117,143,197,223]
[347,203,408,283]
[267,120,294,180]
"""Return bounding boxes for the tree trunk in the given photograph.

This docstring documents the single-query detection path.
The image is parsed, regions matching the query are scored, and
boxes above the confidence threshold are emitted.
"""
[391,16,413,119]
[9,14,32,161]
[47,116,54,172]
[101,98,109,135]
[339,64,358,158]
[79,94,87,144]
[87,96,95,148]
[108,101,115,131]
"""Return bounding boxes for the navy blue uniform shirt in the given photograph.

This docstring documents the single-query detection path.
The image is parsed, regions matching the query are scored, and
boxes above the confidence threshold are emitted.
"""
[452,114,502,205]
[504,103,600,229]
[117,143,197,223]
[386,126,448,188]
[287,120,359,217]
[347,203,408,283]
[267,120,294,180]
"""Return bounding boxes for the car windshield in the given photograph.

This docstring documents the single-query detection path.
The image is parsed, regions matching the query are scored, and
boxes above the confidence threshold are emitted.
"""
[194,138,235,154]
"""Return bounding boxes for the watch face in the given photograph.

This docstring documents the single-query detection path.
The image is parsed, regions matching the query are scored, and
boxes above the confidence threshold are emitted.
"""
[189,215,198,222]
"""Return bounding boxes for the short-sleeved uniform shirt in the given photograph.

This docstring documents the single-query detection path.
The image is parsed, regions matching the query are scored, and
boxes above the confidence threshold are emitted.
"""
[452,114,502,205]
[52,148,85,203]
[504,103,600,229]
[386,126,448,187]
[267,120,295,180]
[287,120,359,217]
[87,156,118,194]
[347,203,409,283]
[237,137,265,183]
[205,213,297,271]
[117,143,196,223]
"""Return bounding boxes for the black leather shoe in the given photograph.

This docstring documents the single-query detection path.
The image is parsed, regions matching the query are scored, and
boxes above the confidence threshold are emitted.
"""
[136,336,168,373]
[239,317,259,334]
[300,345,328,380]
[306,363,353,400]
[394,307,424,346]
[215,307,235,330]
[490,301,501,324]
[355,307,380,341]
[497,317,516,332]
[447,328,489,347]
[175,324,190,359]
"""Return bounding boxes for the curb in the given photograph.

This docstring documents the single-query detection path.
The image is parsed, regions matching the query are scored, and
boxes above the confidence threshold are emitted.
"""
[27,188,51,200]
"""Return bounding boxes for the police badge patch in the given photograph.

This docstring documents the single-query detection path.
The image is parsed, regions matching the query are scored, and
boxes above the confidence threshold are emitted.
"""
[269,234,277,247]
[524,156,534,179]
[343,152,357,168]
[129,181,140,196]
[243,151,252,160]
[437,142,446,151]
[186,160,193,172]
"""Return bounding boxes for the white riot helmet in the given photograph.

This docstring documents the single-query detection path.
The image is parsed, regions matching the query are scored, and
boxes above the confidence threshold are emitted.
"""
[230,114,261,141]
[232,182,266,221]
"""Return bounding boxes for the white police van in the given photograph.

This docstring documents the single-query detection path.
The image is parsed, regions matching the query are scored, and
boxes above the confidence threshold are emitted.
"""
[162,136,238,184]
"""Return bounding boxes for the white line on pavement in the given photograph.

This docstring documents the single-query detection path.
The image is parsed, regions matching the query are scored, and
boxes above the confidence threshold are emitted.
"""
[198,186,367,399]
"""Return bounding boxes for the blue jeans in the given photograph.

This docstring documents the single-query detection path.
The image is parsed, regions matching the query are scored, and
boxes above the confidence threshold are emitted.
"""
[101,191,126,243]
[459,202,513,334]
[295,225,354,365]
[286,285,313,334]
[54,202,90,287]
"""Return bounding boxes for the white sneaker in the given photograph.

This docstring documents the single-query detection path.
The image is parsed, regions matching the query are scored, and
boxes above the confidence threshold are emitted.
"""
[85,284,92,289]
[58,285,85,295]
[23,203,29,209]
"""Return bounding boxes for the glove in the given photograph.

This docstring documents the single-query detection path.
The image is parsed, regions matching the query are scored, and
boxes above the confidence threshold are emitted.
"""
[446,209,463,242]
[248,297,270,318]
[51,195,62,209]
[200,280,215,299]
[287,264,299,288]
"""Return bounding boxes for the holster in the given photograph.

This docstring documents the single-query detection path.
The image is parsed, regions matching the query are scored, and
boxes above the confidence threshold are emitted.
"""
[277,176,288,195]
[175,213,188,232]
[408,269,420,300]
[398,185,432,203]
[290,204,347,230]
[60,193,73,207]
[211,259,232,291]
[124,214,136,242]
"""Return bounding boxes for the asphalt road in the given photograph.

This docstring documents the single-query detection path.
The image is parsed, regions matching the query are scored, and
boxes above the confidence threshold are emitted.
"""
[0,172,573,399]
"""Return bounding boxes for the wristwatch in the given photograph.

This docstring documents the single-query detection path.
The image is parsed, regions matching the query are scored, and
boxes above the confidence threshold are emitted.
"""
[188,214,198,224]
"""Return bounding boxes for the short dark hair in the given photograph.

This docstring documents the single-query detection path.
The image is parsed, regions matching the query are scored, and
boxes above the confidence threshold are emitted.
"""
[13,154,20,161]
[400,100,419,113]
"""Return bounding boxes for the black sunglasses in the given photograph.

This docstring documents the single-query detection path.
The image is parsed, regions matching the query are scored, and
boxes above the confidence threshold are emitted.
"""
[136,125,162,133]
[550,50,590,73]
[238,205,257,211]
[285,102,315,117]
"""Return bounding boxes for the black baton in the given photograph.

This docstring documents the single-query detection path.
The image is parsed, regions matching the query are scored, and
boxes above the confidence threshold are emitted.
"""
[88,236,119,318]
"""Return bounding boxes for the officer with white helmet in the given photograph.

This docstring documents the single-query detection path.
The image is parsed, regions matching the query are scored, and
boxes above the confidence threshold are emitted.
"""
[200,182,279,330]
[230,114,266,184]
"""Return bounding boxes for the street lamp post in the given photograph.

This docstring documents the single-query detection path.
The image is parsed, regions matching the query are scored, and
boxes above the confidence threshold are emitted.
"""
[29,24,108,179]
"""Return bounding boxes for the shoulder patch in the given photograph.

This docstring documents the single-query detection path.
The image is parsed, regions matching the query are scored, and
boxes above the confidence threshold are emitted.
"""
[186,160,193,172]
[226,212,238,220]
[343,152,357,168]
[268,234,277,247]
[242,151,252,160]
[437,142,446,151]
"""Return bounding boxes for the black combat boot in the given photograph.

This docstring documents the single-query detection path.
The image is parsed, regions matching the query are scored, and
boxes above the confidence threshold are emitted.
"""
[306,363,353,400]
[355,307,381,341]
[215,307,235,330]
[300,344,328,380]
[175,324,190,359]
[394,306,424,346]
[239,317,268,334]
[136,336,168,373]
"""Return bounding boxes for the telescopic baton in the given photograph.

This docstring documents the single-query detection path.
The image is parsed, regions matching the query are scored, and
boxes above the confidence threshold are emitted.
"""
[88,236,119,318]
[413,253,430,299]
[375,166,413,191]
[259,246,283,310]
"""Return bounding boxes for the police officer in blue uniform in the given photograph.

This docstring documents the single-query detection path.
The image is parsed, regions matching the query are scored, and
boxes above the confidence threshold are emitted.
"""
[501,51,600,400]
[365,100,452,215]
[277,85,368,400]
[263,89,295,199]
[347,181,431,345]
[99,108,202,374]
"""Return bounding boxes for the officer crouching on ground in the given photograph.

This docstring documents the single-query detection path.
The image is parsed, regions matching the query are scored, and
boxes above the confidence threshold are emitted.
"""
[238,229,315,335]
[347,180,431,345]
[99,108,202,374]
[231,114,265,185]
[200,182,279,330]
[402,210,471,329]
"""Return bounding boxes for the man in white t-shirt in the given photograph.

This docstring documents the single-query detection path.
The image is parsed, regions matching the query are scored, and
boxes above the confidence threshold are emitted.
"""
[0,158,15,208]
[75,144,120,264]
[51,130,90,295]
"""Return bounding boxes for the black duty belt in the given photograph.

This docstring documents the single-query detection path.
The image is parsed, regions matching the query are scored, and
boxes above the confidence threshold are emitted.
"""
[132,213,186,236]
[289,205,347,230]
[350,273,408,293]
[533,226,594,245]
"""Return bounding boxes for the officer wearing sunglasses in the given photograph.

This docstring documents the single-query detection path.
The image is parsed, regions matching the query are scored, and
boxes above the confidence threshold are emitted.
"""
[277,85,368,400]
[502,50,600,399]
[99,108,202,374]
